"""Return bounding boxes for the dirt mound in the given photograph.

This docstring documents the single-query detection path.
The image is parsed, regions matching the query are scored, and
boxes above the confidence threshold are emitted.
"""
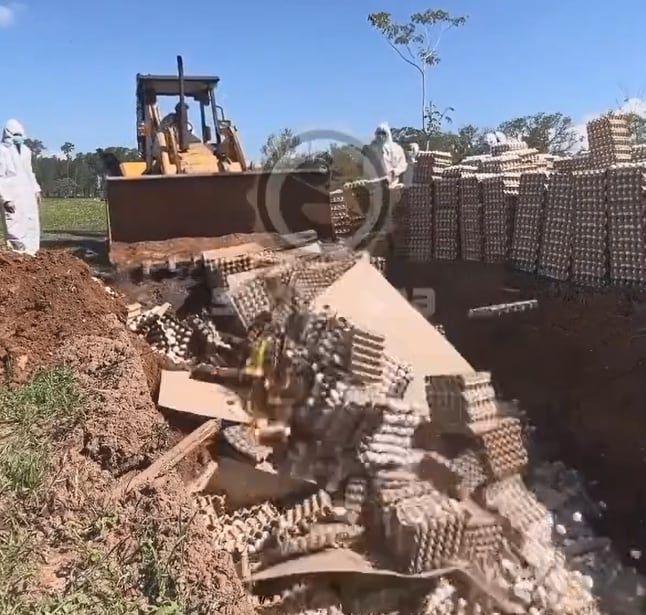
[33,329,253,613]
[0,249,125,384]
[390,260,646,565]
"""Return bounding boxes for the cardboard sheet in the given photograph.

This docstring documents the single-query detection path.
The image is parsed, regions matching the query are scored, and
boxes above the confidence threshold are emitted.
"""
[313,261,473,405]
[252,548,456,581]
[158,370,250,423]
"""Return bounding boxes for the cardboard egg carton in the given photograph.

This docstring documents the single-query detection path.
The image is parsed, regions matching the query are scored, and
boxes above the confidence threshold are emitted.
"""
[510,171,549,272]
[329,190,363,238]
[458,175,483,261]
[433,208,459,260]
[538,172,575,281]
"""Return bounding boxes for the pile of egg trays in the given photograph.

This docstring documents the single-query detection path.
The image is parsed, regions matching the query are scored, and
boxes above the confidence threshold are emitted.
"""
[553,154,593,173]
[481,176,512,263]
[441,164,479,177]
[194,499,280,556]
[357,395,422,470]
[230,276,276,329]
[571,169,608,287]
[482,475,553,545]
[458,174,483,261]
[289,260,355,304]
[433,177,460,260]
[538,172,575,281]
[476,417,528,480]
[425,372,499,434]
[606,163,646,284]
[341,178,388,232]
[394,184,434,262]
[415,151,453,184]
[587,115,632,167]
[510,171,548,272]
[348,325,385,386]
[202,252,254,289]
[490,140,529,156]
[383,490,465,573]
[459,500,504,563]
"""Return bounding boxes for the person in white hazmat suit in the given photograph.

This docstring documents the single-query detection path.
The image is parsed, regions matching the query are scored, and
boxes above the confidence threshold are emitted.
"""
[0,119,41,255]
[363,122,408,186]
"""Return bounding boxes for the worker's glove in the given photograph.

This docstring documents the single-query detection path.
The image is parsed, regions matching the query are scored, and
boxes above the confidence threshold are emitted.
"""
[3,201,15,214]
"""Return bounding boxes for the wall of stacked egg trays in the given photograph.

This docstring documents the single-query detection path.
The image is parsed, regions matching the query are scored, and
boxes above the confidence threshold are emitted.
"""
[332,116,646,288]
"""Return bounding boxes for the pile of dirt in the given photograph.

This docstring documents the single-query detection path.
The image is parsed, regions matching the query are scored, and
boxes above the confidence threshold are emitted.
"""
[33,327,253,613]
[0,250,126,384]
[390,260,646,566]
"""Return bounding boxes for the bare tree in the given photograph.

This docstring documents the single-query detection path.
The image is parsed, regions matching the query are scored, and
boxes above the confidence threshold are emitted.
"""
[368,9,467,131]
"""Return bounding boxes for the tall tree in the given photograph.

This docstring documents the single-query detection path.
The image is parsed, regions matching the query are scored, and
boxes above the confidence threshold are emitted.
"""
[260,129,301,169]
[497,113,581,155]
[368,9,467,131]
[60,141,75,177]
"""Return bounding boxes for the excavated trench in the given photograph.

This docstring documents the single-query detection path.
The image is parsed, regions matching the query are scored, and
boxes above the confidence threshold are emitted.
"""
[388,258,646,567]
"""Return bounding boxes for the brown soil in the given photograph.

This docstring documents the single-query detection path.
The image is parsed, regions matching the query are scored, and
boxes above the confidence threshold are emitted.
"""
[389,259,646,563]
[110,233,294,270]
[0,249,253,613]
[37,329,254,613]
[0,249,125,384]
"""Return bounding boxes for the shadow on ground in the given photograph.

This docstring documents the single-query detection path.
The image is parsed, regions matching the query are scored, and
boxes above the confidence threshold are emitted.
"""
[41,232,110,272]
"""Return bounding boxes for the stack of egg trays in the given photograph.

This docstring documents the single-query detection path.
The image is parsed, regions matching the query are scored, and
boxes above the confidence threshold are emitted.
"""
[510,171,548,273]
[433,177,459,260]
[394,184,434,262]
[571,169,608,287]
[606,163,646,285]
[538,172,574,281]
[458,174,483,261]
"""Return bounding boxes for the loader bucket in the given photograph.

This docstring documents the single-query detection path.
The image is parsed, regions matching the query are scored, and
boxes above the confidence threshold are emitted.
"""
[105,168,332,263]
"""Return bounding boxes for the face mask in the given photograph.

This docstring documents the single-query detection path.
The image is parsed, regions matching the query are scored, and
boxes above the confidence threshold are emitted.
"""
[12,135,23,145]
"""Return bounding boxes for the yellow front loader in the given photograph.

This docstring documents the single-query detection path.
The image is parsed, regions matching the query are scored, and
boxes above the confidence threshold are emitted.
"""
[105,56,332,264]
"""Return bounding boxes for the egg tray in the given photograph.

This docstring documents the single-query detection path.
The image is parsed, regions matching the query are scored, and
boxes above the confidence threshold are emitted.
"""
[343,476,369,524]
[349,326,386,385]
[481,177,515,263]
[424,372,499,433]
[476,417,528,480]
[202,253,255,289]
[379,353,414,399]
[510,171,548,272]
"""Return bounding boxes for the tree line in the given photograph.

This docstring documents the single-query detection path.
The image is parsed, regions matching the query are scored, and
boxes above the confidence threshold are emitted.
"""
[23,139,140,198]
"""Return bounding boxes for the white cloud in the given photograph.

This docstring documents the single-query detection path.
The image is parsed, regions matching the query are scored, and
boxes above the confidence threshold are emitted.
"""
[572,97,646,152]
[0,5,15,27]
[0,3,24,28]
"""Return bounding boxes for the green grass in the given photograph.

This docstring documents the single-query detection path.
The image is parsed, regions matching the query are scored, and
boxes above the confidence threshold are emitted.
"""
[0,369,191,615]
[40,198,107,235]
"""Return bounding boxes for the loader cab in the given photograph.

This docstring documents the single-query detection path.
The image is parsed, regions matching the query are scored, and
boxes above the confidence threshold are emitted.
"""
[133,72,248,176]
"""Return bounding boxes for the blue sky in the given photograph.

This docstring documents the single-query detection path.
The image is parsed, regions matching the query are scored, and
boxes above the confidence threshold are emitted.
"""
[1,0,646,160]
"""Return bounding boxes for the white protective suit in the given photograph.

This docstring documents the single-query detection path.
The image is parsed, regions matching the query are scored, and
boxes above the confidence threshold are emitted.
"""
[363,122,408,185]
[0,119,41,254]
